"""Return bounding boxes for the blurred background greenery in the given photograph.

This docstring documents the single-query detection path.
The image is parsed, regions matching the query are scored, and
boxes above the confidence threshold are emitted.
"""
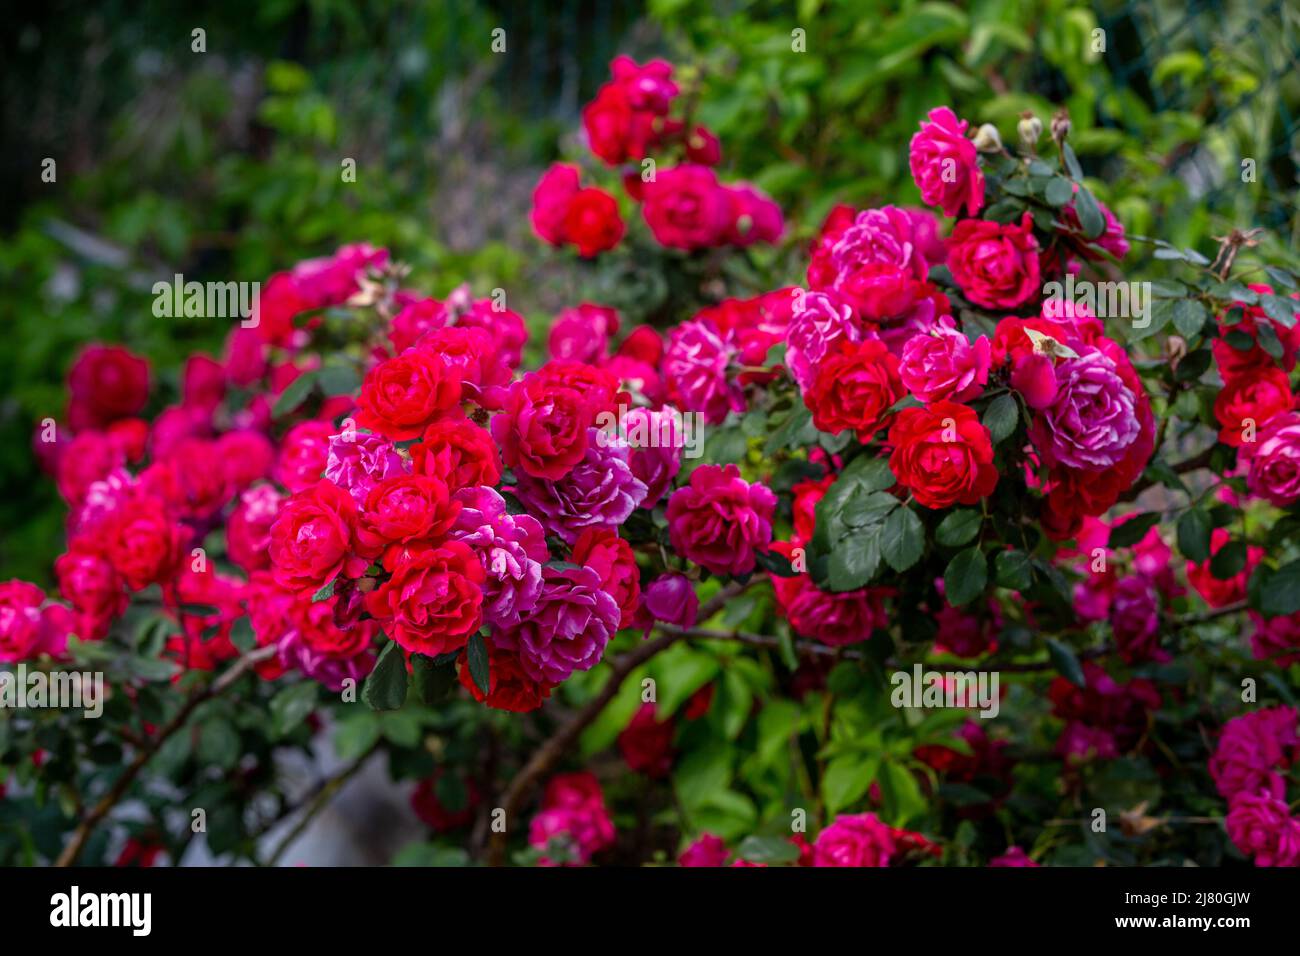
[3,0,1297,584]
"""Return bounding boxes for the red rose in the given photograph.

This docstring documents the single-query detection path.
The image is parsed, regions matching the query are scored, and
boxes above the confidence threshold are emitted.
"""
[582,82,636,165]
[491,374,596,481]
[357,473,460,560]
[100,497,186,591]
[67,344,150,431]
[563,187,625,258]
[55,546,127,640]
[1187,528,1264,608]
[535,360,623,417]
[411,770,480,832]
[411,419,502,491]
[1214,367,1293,446]
[531,163,581,244]
[617,703,675,778]
[365,541,485,657]
[805,339,905,440]
[269,479,368,595]
[641,164,733,250]
[888,401,998,509]
[571,528,640,627]
[356,349,463,440]
[946,213,1041,310]
[457,643,552,713]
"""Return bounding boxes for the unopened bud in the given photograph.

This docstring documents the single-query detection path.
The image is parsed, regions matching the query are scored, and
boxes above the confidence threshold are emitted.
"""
[1050,108,1071,147]
[1018,112,1043,149]
[972,123,1002,153]
[1165,334,1187,369]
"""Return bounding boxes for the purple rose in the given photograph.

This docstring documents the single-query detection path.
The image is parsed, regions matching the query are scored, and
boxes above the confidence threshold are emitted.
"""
[637,573,699,632]
[515,427,648,545]
[664,319,743,424]
[278,631,375,692]
[325,430,407,503]
[494,564,621,684]
[450,486,549,627]
[1029,347,1140,470]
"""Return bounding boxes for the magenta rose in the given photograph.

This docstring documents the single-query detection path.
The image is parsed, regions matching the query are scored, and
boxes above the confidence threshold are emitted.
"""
[908,106,984,217]
[664,318,744,424]
[1225,791,1300,867]
[531,163,581,245]
[1248,413,1300,506]
[0,581,72,662]
[666,464,776,576]
[641,164,733,250]
[785,290,864,393]
[324,430,408,504]
[946,212,1041,309]
[813,813,897,868]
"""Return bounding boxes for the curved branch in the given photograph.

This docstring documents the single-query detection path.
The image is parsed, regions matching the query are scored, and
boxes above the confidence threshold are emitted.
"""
[484,580,752,866]
[54,644,278,867]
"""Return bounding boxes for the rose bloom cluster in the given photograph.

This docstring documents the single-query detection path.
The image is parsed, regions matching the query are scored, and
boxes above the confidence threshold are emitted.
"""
[1210,707,1300,866]
[531,56,783,259]
[677,812,941,868]
[12,245,398,685]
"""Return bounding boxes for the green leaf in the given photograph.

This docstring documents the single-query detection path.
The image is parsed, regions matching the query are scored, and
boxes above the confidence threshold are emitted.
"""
[1171,299,1207,339]
[994,549,1033,591]
[198,720,241,769]
[1062,143,1083,180]
[735,835,802,865]
[1177,508,1213,562]
[877,759,926,826]
[1046,638,1086,687]
[1209,539,1249,580]
[1073,186,1105,239]
[272,369,319,419]
[411,653,457,705]
[466,631,491,695]
[828,533,881,591]
[944,546,987,606]
[1259,295,1298,329]
[1108,512,1161,548]
[981,393,1019,444]
[317,361,361,396]
[1043,176,1073,207]
[822,754,880,816]
[312,579,335,603]
[881,506,925,572]
[362,639,409,711]
[936,509,981,547]
[270,681,318,738]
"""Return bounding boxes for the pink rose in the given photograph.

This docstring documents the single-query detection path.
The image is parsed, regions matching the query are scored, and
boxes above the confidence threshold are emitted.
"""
[1248,413,1300,506]
[666,464,776,576]
[663,318,744,425]
[531,163,581,244]
[908,106,984,217]
[899,317,991,402]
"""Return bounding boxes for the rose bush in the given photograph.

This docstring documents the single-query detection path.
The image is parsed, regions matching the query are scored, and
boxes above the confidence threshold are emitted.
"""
[3,55,1300,870]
